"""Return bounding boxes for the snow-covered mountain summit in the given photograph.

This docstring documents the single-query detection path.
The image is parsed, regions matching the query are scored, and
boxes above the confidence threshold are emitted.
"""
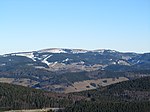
[1,48,150,72]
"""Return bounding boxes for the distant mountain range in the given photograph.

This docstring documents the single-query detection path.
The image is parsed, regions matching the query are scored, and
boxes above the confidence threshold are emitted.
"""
[0,48,150,92]
[1,48,150,72]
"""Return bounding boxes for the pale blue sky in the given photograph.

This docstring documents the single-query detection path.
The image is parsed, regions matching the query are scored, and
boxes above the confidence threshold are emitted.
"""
[0,0,150,54]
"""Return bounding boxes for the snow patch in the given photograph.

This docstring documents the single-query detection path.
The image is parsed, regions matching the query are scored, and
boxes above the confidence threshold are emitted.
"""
[42,55,53,66]
[94,49,105,53]
[0,63,6,66]
[71,49,88,54]
[38,48,67,53]
[137,60,140,63]
[107,50,116,53]
[15,52,36,61]
[2,55,8,57]
[51,62,58,67]
[80,61,85,64]
[117,60,130,66]
[112,62,116,65]
[62,58,69,62]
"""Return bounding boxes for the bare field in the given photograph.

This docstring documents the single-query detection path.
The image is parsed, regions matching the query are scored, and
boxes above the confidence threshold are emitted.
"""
[0,78,14,83]
[5,108,61,112]
[64,77,129,93]
[0,78,38,87]
[0,77,129,94]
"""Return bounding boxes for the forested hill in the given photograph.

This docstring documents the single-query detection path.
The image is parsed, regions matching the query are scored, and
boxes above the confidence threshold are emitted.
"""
[0,83,84,111]
[1,77,150,112]
[62,77,150,112]
[72,77,150,102]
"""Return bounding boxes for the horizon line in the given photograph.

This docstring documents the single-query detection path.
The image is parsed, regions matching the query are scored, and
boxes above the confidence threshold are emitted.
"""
[1,47,149,55]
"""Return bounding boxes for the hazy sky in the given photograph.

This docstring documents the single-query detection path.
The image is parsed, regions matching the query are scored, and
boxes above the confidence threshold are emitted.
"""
[0,0,150,54]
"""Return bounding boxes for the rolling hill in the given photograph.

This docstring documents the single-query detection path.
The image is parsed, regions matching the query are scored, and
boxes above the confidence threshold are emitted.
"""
[1,76,150,112]
[0,82,85,111]
[0,48,150,92]
[63,76,150,112]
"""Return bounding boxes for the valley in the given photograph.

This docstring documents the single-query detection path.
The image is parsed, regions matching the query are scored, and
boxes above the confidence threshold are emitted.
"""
[0,48,150,111]
[0,77,128,93]
[0,48,150,93]
[0,77,150,112]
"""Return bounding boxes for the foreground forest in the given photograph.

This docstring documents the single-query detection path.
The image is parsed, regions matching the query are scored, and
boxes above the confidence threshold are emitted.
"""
[0,77,150,112]
[63,77,150,112]
[0,83,85,111]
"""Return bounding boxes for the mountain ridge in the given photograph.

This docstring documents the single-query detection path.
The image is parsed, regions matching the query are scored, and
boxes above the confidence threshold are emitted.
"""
[2,48,149,72]
[0,48,150,93]
[3,48,148,55]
